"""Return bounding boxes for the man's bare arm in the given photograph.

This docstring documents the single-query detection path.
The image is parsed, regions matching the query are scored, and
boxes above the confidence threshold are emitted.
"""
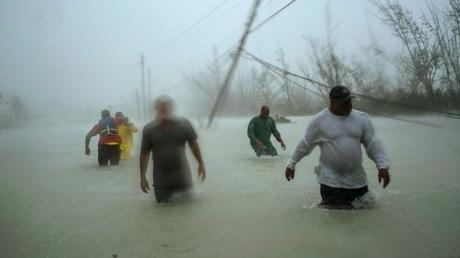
[139,152,150,193]
[84,130,98,155]
[189,141,206,181]
[361,115,390,188]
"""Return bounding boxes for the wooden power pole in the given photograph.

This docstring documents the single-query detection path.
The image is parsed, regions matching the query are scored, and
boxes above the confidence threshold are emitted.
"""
[207,0,262,128]
[147,68,152,119]
[140,53,146,121]
[135,90,141,121]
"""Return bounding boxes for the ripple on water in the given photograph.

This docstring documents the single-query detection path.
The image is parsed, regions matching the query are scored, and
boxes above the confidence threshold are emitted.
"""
[301,191,378,210]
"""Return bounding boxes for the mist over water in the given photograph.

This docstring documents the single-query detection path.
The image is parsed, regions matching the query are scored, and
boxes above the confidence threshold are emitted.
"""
[1,0,460,257]
[1,115,459,258]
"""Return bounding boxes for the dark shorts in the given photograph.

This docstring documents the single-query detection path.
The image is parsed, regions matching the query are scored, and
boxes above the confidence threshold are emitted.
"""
[154,185,191,203]
[98,144,120,166]
[319,184,369,209]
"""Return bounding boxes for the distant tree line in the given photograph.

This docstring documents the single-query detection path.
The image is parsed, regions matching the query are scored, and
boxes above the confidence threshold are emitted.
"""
[188,0,460,117]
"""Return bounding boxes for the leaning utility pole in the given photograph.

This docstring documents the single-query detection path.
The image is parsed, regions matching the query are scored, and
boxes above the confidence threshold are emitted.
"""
[135,90,141,121]
[206,0,262,128]
[147,68,152,119]
[140,53,146,121]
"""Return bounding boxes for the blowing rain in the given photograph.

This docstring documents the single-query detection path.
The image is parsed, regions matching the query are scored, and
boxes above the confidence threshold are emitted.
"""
[1,0,460,258]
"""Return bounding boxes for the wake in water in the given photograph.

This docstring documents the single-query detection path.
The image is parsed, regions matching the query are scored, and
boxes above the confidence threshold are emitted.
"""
[350,192,377,209]
[302,191,377,210]
[257,155,279,160]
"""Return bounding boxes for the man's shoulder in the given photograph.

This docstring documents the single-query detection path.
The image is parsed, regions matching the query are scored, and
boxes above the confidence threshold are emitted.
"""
[310,109,329,123]
[91,123,101,132]
[351,109,371,121]
[250,115,259,121]
[248,116,261,125]
[144,117,193,129]
[172,116,194,128]
[143,120,159,132]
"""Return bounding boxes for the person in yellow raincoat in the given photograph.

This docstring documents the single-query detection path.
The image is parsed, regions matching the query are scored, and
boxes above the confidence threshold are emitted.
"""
[118,116,138,160]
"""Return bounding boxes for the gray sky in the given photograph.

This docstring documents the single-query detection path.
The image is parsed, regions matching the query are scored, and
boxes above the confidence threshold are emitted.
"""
[0,0,447,116]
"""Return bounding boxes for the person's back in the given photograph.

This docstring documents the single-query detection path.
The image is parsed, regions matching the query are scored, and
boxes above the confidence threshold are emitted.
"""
[98,117,118,138]
[85,110,122,166]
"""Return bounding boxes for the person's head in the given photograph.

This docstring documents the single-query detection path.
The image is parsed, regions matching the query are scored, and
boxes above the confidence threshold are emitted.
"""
[115,112,124,118]
[101,109,110,119]
[155,95,174,120]
[260,105,270,118]
[329,85,354,116]
[122,116,130,124]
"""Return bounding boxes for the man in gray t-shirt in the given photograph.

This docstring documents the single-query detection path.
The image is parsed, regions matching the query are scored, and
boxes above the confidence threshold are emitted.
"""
[139,96,206,203]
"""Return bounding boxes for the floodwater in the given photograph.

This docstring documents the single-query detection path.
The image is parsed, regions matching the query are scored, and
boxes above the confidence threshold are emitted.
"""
[1,115,460,258]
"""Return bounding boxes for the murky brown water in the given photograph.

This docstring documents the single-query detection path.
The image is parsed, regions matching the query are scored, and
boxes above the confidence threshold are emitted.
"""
[1,115,460,258]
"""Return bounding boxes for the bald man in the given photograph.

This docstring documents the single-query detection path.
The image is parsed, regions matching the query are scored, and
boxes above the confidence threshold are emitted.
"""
[247,105,286,157]
[139,96,206,203]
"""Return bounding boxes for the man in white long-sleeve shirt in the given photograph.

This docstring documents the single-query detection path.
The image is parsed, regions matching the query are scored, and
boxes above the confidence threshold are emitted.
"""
[285,86,390,209]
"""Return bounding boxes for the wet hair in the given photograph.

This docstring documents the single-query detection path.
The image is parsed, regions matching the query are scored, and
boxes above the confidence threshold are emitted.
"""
[115,112,123,118]
[101,109,110,118]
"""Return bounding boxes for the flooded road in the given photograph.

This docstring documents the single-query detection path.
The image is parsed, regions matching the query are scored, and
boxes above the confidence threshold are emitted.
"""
[1,115,460,258]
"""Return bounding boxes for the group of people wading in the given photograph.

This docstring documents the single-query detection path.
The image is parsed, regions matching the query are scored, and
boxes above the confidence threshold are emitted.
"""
[84,86,391,209]
[85,111,138,165]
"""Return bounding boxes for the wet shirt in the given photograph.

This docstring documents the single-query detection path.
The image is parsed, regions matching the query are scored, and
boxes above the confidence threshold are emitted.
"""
[247,115,281,148]
[287,109,390,189]
[90,117,121,145]
[140,117,197,187]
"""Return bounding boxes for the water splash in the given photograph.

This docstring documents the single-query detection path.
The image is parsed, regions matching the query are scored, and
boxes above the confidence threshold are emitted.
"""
[351,192,377,209]
[301,192,378,210]
[258,155,278,160]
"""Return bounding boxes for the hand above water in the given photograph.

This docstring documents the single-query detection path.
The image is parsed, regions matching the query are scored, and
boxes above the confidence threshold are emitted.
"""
[198,163,206,181]
[285,167,295,181]
[85,147,91,156]
[378,168,390,188]
[280,141,286,151]
[140,177,150,193]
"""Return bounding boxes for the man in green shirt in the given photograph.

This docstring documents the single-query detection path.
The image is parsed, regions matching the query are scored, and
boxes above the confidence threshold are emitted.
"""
[247,105,286,157]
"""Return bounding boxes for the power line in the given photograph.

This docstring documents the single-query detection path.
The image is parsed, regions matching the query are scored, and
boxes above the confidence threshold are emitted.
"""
[159,0,230,49]
[207,0,263,128]
[213,0,291,52]
[158,0,299,94]
[241,54,323,97]
[212,0,299,64]
[251,0,297,32]
[240,53,448,127]
[241,50,460,119]
[187,0,247,38]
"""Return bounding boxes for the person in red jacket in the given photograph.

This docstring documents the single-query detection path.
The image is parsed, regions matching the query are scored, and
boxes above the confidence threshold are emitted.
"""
[85,110,122,166]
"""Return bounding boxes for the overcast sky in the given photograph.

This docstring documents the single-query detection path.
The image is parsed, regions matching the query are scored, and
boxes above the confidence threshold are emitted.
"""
[0,0,449,117]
